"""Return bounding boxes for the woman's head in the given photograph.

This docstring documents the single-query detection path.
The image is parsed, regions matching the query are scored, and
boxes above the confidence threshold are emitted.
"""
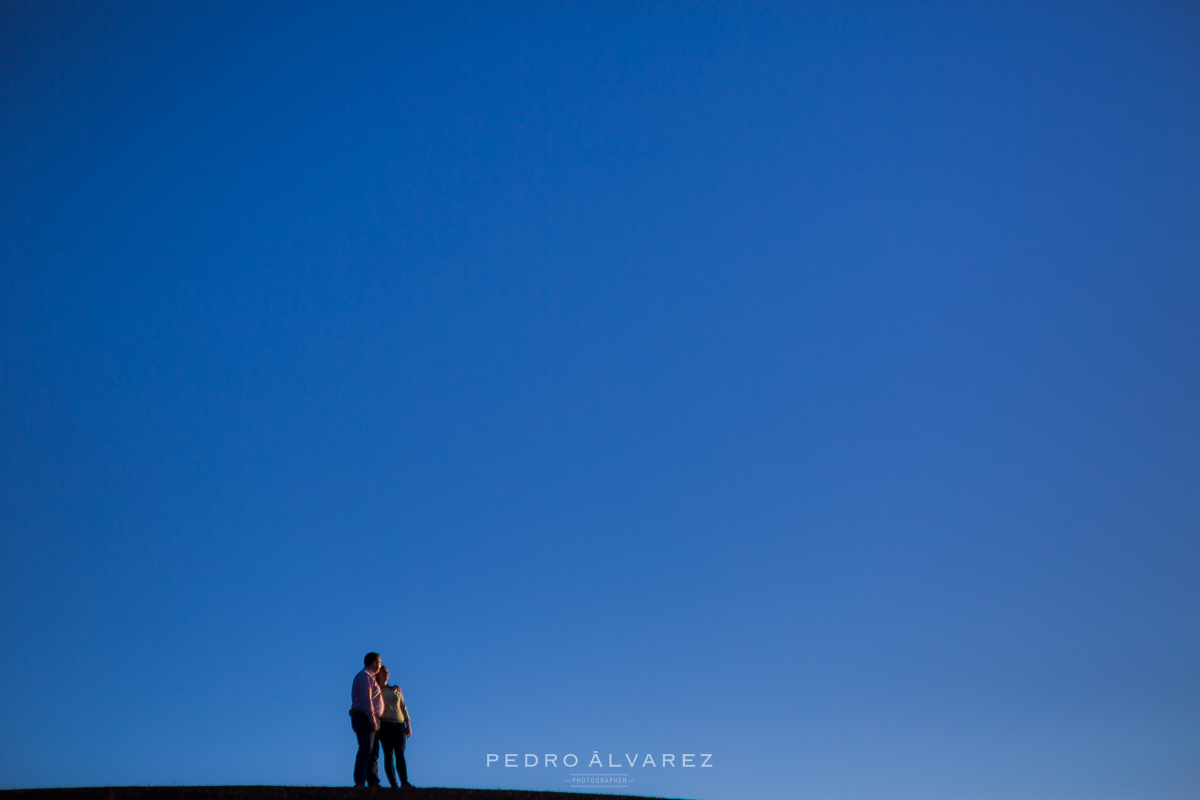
[378,666,390,684]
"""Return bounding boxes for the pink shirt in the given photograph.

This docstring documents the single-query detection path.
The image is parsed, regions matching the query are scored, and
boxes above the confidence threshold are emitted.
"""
[351,669,384,723]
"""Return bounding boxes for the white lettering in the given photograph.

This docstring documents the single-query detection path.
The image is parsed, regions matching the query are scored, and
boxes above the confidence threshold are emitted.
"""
[489,749,710,769]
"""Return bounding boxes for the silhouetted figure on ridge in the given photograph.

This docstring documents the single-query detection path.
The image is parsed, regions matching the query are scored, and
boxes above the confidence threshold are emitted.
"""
[349,652,384,787]
[377,664,414,789]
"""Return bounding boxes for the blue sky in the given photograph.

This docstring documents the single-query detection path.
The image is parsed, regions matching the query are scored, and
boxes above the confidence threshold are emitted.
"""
[1,3,1198,799]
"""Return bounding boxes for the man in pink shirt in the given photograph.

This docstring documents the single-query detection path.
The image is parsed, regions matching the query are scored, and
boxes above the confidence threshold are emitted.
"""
[349,652,385,787]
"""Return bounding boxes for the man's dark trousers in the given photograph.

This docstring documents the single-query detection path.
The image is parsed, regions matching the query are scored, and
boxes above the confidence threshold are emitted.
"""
[379,720,409,787]
[350,710,381,787]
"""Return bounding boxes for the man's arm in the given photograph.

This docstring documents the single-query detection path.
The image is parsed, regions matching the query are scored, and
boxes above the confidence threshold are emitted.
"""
[370,676,384,730]
[352,671,380,730]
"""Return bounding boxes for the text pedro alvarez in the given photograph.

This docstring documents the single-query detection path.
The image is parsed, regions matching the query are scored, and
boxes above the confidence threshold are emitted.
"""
[487,751,714,768]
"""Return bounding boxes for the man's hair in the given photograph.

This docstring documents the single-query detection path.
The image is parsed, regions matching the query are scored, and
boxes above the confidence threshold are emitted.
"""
[364,652,381,667]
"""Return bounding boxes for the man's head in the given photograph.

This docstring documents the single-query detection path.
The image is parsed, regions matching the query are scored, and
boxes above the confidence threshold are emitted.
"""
[364,652,382,673]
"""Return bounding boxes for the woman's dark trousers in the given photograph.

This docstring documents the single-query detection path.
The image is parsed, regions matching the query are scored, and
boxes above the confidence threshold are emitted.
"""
[379,721,410,787]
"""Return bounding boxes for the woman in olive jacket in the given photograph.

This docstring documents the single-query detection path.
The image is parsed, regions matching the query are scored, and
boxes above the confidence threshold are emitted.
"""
[376,666,413,789]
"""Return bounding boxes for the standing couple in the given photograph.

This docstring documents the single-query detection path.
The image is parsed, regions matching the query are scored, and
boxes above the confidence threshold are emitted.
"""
[350,651,414,789]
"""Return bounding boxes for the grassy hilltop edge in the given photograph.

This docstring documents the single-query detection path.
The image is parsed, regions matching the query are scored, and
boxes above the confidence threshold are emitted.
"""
[0,788,685,800]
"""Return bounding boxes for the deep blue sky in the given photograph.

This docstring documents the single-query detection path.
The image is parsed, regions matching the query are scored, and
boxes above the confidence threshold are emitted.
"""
[2,3,1198,798]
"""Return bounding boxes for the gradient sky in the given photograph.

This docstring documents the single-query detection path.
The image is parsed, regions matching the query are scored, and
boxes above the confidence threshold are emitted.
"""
[1,3,1198,799]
